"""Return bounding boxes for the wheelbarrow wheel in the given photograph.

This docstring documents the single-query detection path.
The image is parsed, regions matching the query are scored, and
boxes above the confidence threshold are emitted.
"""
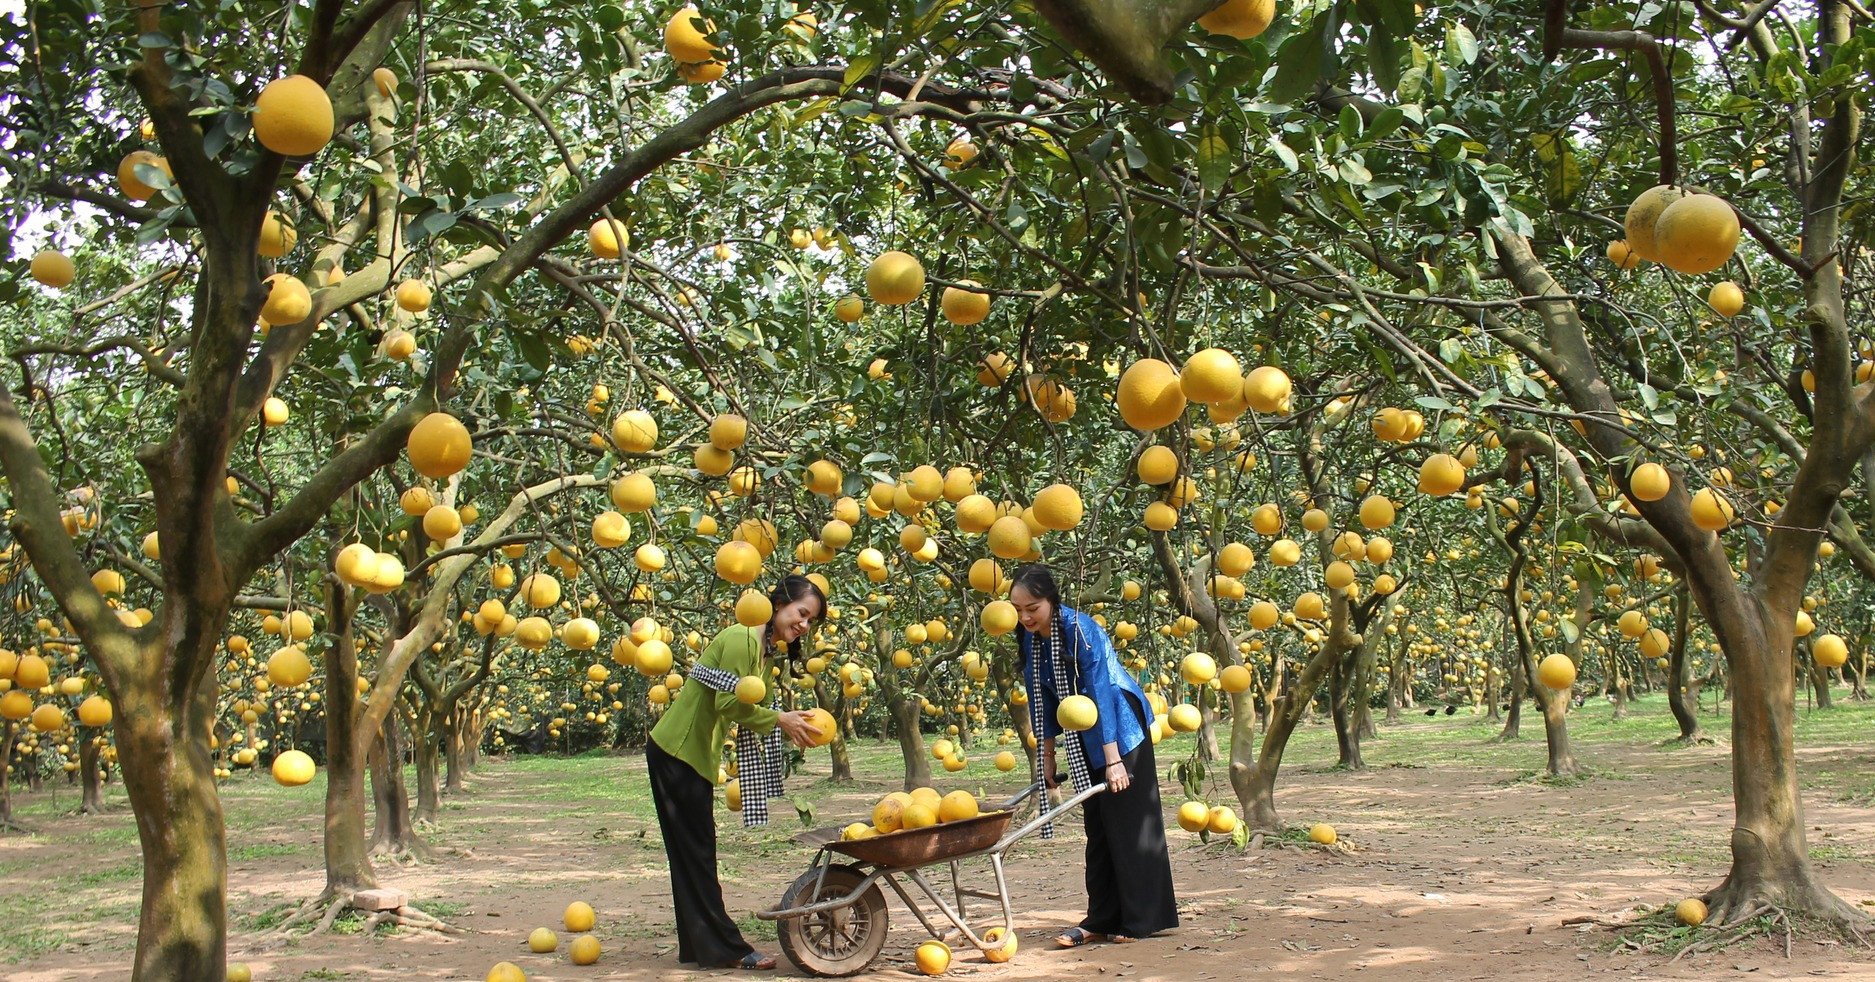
[776,863,889,977]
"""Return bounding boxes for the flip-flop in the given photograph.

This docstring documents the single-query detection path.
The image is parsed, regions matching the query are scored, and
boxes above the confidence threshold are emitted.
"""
[1054,927,1105,948]
[729,951,778,970]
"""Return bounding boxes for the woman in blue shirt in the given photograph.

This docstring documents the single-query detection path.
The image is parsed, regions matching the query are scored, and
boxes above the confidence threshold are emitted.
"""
[1011,564,1178,947]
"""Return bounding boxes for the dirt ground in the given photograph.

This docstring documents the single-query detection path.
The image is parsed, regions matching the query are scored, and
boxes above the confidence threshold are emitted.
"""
[3,700,1873,981]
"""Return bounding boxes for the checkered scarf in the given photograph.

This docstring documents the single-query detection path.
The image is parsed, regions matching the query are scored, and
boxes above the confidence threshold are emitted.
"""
[1029,611,1091,839]
[688,663,784,828]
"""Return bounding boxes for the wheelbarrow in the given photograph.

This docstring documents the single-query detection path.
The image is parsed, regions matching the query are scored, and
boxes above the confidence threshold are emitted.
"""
[757,780,1108,976]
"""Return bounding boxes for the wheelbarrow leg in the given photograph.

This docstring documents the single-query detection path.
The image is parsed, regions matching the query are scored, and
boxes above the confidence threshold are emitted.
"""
[991,852,1014,931]
[901,867,994,951]
[949,859,969,925]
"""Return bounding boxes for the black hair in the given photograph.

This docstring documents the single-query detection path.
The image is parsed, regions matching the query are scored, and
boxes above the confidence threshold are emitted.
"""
[1010,563,1069,670]
[765,573,827,667]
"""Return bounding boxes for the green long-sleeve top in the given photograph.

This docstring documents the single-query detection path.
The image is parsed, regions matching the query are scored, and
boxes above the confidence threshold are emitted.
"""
[649,624,780,783]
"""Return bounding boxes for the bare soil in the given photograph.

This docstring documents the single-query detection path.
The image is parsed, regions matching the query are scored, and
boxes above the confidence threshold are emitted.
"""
[3,704,1872,981]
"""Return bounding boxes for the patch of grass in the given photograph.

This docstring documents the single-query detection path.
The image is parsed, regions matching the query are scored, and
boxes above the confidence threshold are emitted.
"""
[239,900,301,931]
[230,842,301,862]
[65,860,143,887]
[735,913,777,942]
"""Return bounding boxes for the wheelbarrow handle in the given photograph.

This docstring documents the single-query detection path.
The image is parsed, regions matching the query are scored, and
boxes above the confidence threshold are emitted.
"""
[993,779,1047,813]
[997,782,1108,848]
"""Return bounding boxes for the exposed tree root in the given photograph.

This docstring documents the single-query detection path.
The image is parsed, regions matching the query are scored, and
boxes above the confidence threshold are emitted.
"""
[0,818,31,834]
[273,891,467,938]
[1660,733,1718,748]
[1669,903,1776,962]
[363,905,466,936]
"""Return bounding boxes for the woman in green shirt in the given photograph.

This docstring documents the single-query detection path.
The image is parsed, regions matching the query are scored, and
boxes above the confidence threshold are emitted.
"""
[647,575,826,970]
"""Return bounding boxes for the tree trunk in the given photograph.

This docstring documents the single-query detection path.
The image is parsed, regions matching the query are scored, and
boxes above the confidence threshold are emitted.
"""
[1700,608,1862,924]
[1666,588,1702,743]
[827,735,853,781]
[1329,642,1364,770]
[321,580,377,900]
[890,695,931,791]
[443,710,467,794]
[0,722,18,831]
[1608,652,1629,721]
[79,734,107,814]
[413,706,442,825]
[1384,636,1404,723]
[1194,685,1219,762]
[117,666,229,981]
[369,714,423,856]
[1239,693,1303,832]
[1498,655,1524,741]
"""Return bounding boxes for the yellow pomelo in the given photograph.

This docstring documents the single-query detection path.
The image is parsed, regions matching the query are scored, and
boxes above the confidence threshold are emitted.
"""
[1308,823,1337,845]
[1623,184,1683,261]
[271,749,316,786]
[568,934,601,965]
[253,75,334,157]
[937,790,979,823]
[1177,800,1211,832]
[664,6,719,62]
[260,273,312,325]
[486,962,527,982]
[1630,462,1670,502]
[1137,445,1180,485]
[716,540,762,584]
[1653,193,1740,275]
[30,250,75,289]
[1031,484,1083,530]
[940,280,991,325]
[1813,634,1848,669]
[1675,898,1707,927]
[117,150,171,201]
[866,250,925,305]
[1536,653,1576,690]
[1417,453,1466,496]
[1690,487,1735,531]
[1242,365,1292,414]
[1117,359,1187,431]
[1217,541,1254,577]
[1197,0,1276,38]
[1057,694,1098,731]
[528,927,559,953]
[422,504,462,541]
[564,901,596,932]
[914,940,951,975]
[588,218,629,259]
[611,409,658,452]
[267,645,313,687]
[1708,281,1745,317]
[407,412,472,478]
[1180,347,1243,403]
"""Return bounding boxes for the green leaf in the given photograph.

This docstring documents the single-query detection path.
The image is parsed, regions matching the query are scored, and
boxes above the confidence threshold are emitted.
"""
[1196,124,1230,195]
[1445,22,1479,65]
[1266,15,1332,105]
[842,54,880,92]
[1268,136,1299,173]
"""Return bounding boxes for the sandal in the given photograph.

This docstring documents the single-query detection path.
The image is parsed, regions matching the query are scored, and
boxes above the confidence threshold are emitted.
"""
[1054,927,1106,948]
[729,951,778,970]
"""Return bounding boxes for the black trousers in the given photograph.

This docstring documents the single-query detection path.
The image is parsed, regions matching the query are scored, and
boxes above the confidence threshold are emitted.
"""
[646,740,754,967]
[1079,738,1179,937]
